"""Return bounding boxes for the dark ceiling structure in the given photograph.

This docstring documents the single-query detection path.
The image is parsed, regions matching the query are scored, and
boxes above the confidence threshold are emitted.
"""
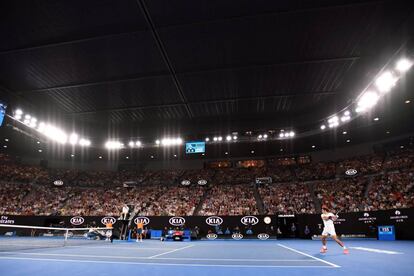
[0,0,413,161]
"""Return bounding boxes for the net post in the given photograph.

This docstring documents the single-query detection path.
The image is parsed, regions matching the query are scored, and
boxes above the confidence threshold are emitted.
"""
[64,228,69,246]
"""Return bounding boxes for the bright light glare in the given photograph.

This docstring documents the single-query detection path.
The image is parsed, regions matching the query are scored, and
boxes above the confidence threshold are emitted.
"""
[135,141,142,147]
[79,139,91,147]
[160,137,183,146]
[344,110,350,116]
[356,91,379,113]
[396,58,413,72]
[155,140,160,145]
[233,136,237,140]
[279,133,284,138]
[205,137,210,142]
[69,133,79,145]
[320,125,326,130]
[43,125,67,144]
[37,122,46,133]
[128,141,135,147]
[213,137,218,141]
[289,131,295,137]
[263,134,268,139]
[15,109,23,115]
[226,135,232,141]
[375,71,397,93]
[105,141,123,150]
[218,136,223,141]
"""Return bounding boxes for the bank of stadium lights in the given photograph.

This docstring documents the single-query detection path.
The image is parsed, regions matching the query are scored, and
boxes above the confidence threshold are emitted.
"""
[225,135,237,142]
[212,136,222,142]
[105,141,124,150]
[128,140,142,148]
[257,134,268,140]
[154,137,182,146]
[279,130,294,138]
[12,109,90,146]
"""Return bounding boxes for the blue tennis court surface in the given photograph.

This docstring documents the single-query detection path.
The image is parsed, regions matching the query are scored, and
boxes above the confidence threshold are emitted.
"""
[0,239,413,276]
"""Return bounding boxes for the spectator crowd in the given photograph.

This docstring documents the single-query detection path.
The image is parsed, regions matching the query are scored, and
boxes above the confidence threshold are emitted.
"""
[0,148,413,216]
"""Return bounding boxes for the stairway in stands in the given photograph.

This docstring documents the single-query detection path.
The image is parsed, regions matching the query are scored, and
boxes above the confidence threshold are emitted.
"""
[252,184,265,214]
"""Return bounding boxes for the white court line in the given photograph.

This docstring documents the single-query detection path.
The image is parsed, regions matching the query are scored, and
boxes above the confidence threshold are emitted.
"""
[0,256,337,268]
[0,252,319,262]
[277,244,340,268]
[148,244,195,258]
[350,247,403,255]
[0,243,174,250]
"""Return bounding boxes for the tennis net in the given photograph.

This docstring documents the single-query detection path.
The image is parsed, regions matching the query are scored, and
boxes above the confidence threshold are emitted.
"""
[0,223,112,252]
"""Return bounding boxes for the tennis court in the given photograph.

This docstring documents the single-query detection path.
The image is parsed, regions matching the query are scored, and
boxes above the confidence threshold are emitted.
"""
[0,239,413,276]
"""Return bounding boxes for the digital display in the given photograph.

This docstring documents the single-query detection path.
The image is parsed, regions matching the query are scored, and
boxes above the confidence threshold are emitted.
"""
[378,226,394,235]
[0,102,7,127]
[185,141,205,154]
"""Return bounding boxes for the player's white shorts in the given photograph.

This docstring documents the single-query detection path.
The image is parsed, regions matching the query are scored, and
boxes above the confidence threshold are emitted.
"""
[322,226,337,236]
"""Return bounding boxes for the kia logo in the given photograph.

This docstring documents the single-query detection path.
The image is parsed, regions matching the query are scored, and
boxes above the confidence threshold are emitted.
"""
[232,233,243,240]
[206,216,223,226]
[395,210,401,215]
[70,216,84,225]
[206,233,217,240]
[198,179,207,186]
[53,180,63,186]
[134,217,150,225]
[257,233,270,240]
[364,213,370,217]
[241,216,259,225]
[345,169,358,176]
[101,217,116,225]
[169,217,186,226]
[181,180,191,186]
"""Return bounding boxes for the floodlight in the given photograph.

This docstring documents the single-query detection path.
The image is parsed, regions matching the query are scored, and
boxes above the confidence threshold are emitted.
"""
[226,135,232,141]
[218,136,222,141]
[356,91,379,113]
[129,141,135,147]
[205,137,210,142]
[320,125,326,130]
[396,58,412,73]
[79,139,91,147]
[233,136,237,140]
[375,71,397,93]
[136,141,142,147]
[69,133,79,145]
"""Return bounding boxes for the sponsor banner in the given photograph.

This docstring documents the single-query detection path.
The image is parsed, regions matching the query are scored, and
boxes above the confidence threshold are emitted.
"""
[232,233,243,240]
[358,212,377,224]
[257,233,269,240]
[205,216,223,226]
[101,217,116,225]
[169,216,186,226]
[241,216,259,225]
[134,217,150,225]
[206,233,217,240]
[70,216,84,225]
[389,210,409,223]
[0,215,15,224]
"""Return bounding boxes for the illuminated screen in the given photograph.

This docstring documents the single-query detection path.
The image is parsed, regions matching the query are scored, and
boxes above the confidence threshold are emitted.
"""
[0,102,7,127]
[185,141,205,154]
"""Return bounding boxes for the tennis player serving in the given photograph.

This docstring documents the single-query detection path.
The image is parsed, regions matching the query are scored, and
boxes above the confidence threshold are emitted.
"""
[320,205,349,254]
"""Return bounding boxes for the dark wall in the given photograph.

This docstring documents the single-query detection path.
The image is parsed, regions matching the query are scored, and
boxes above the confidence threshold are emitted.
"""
[1,208,413,240]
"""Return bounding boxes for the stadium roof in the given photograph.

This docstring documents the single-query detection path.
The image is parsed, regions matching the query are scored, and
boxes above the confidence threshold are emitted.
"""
[0,0,413,160]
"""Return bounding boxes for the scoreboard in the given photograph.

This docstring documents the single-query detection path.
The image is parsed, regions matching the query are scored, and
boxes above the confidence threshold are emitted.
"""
[0,101,6,127]
[378,225,395,241]
[185,141,205,154]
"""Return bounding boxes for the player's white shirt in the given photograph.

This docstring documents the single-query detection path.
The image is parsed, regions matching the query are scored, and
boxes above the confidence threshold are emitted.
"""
[321,212,337,236]
[122,206,129,213]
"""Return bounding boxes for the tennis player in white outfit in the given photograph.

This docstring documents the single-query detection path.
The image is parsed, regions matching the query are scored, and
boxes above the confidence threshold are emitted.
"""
[320,206,349,254]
